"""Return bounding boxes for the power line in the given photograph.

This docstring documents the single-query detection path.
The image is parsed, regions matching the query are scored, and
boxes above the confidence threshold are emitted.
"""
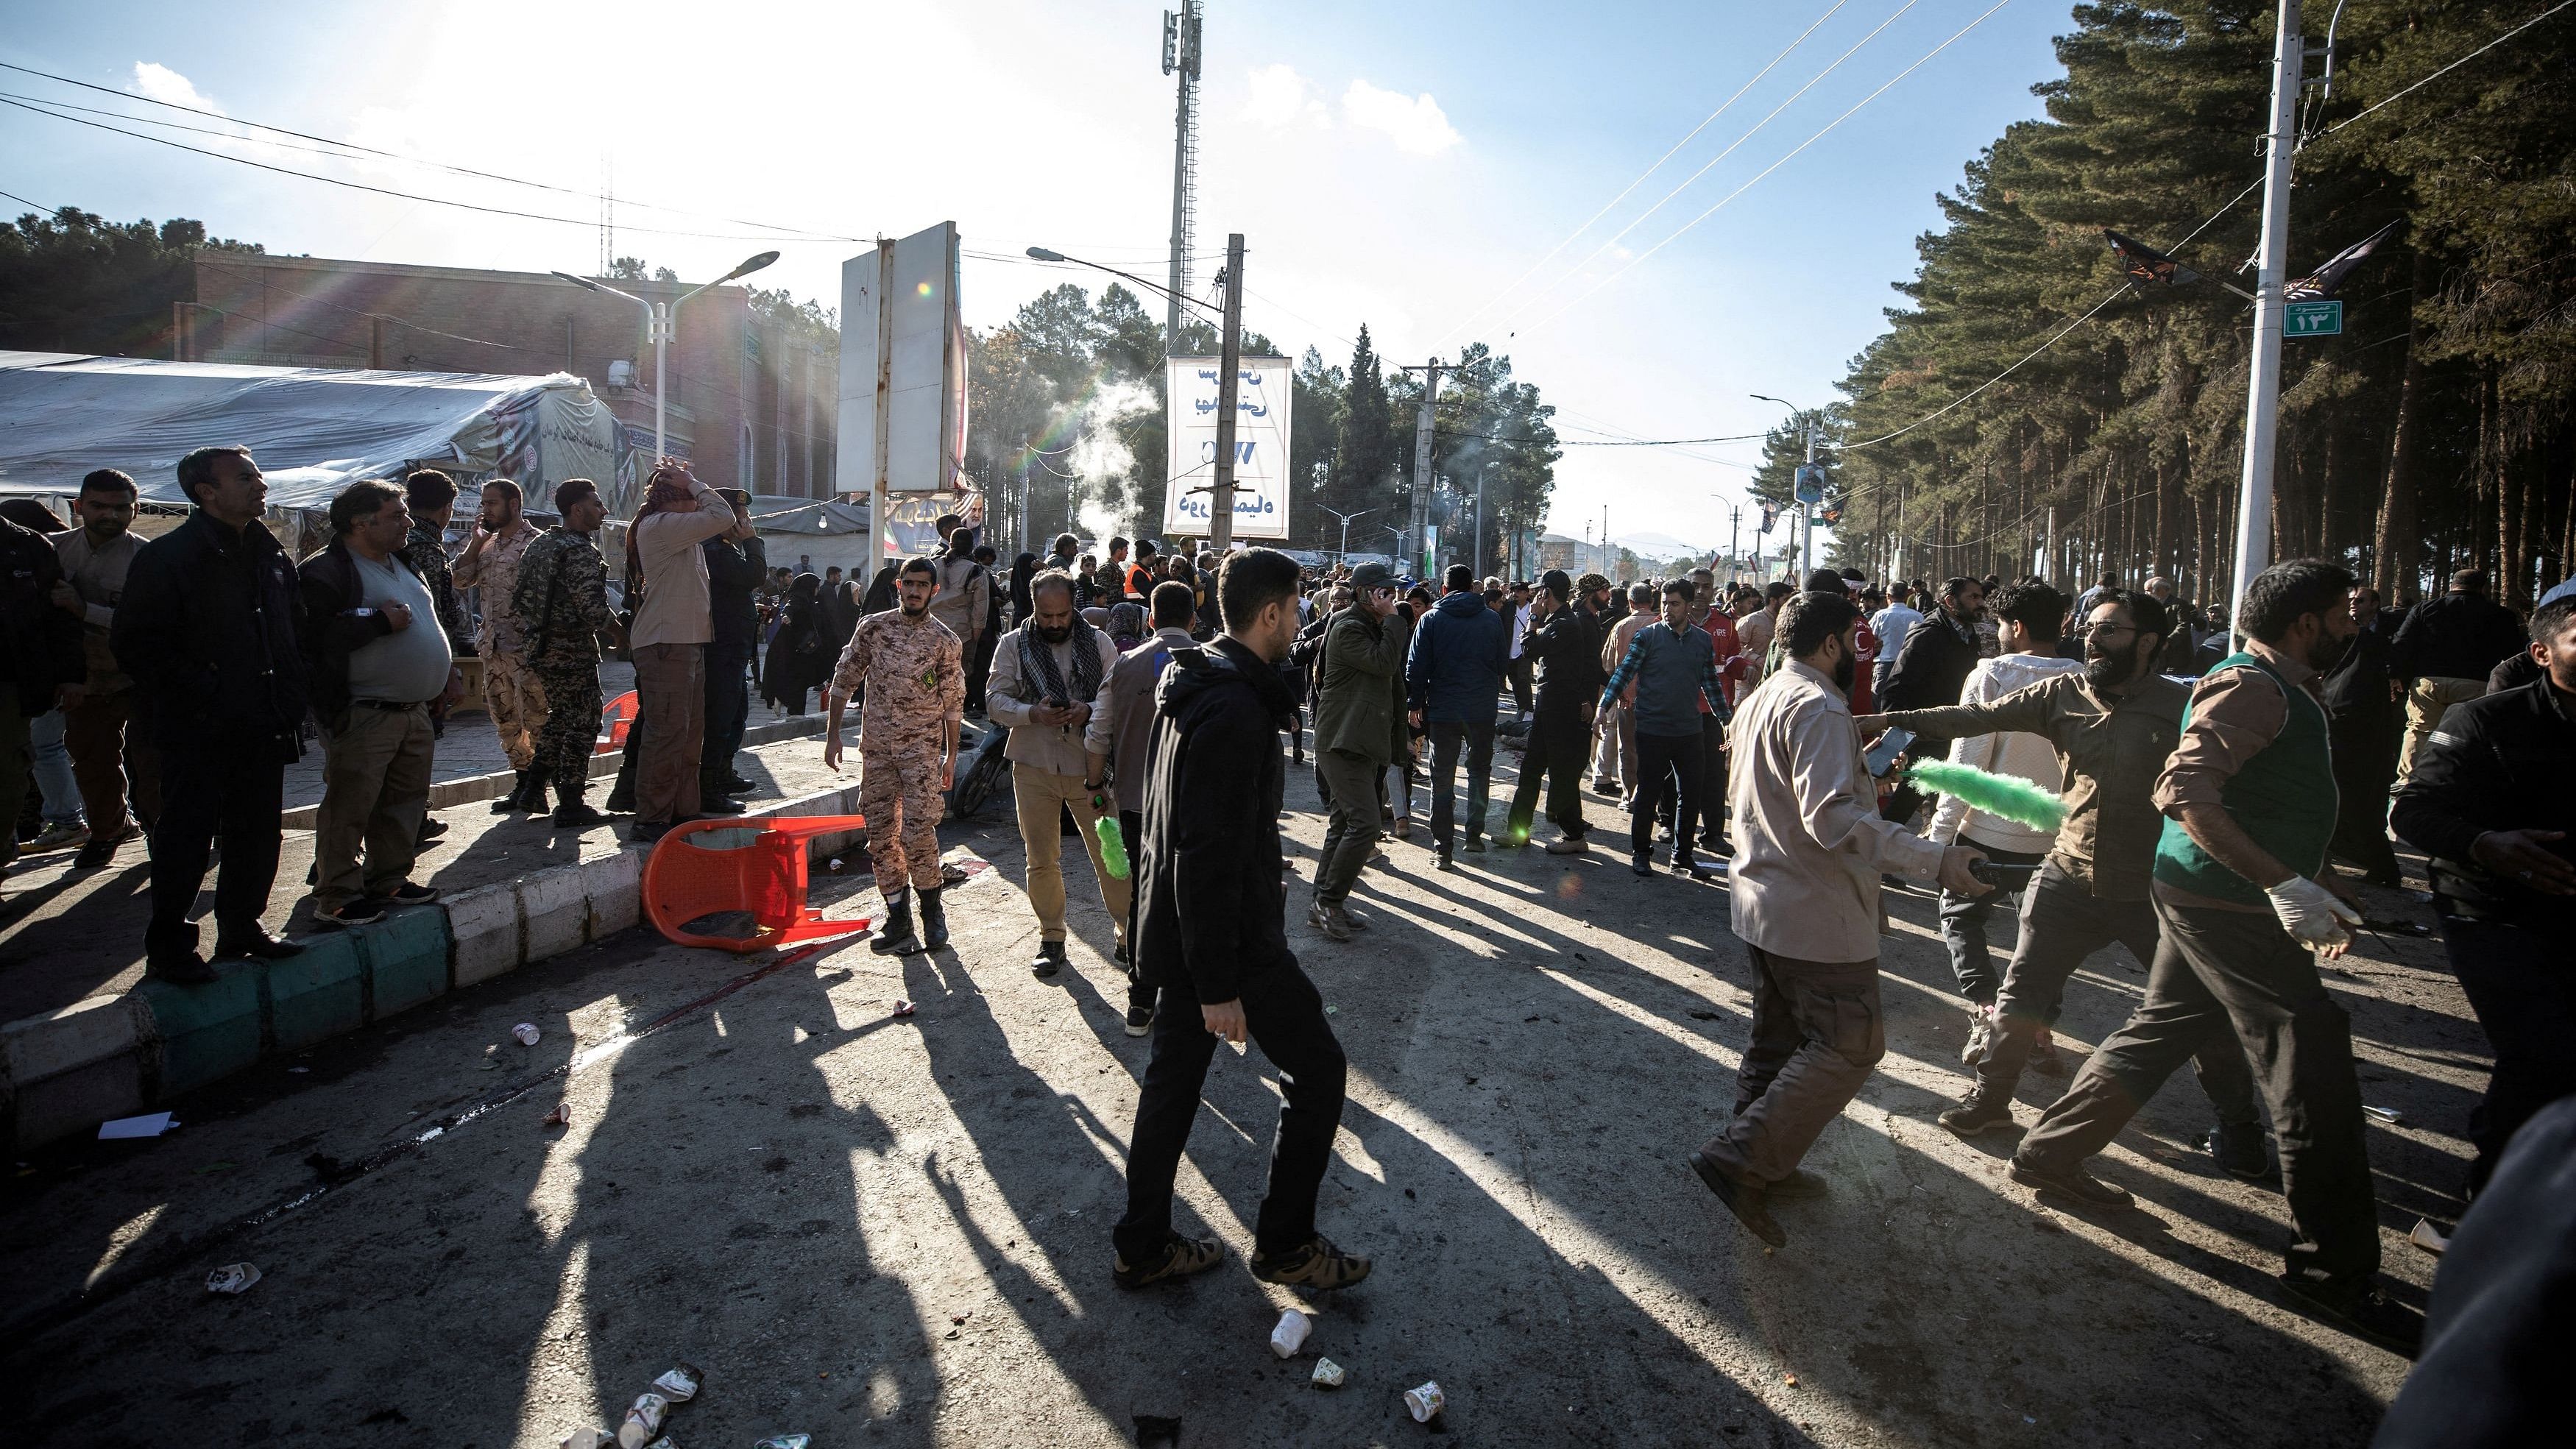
[1482,0,1922,343]
[1519,0,2011,339]
[1427,0,1854,349]
[2303,0,2576,149]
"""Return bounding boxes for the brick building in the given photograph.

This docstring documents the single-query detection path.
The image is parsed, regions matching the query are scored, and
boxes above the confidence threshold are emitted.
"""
[180,253,837,503]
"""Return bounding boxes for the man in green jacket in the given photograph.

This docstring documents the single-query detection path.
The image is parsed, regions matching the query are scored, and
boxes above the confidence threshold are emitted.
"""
[1308,561,1406,940]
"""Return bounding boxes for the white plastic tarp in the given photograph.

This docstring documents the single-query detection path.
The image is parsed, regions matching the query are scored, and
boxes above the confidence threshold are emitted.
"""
[0,352,618,506]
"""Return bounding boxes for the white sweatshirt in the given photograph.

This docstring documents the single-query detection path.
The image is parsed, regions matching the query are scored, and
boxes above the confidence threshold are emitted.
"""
[1925,650,2085,854]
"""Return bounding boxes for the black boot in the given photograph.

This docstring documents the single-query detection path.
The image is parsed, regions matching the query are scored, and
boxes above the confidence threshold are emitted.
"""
[871,890,920,954]
[918,885,949,950]
[492,769,529,814]
[518,766,551,812]
[553,778,609,828]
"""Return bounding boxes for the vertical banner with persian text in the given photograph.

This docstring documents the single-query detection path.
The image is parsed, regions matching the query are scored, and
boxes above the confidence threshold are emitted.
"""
[1164,354,1292,542]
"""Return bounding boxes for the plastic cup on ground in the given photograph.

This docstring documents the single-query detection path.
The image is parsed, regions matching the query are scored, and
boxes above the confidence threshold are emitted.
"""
[1404,1381,1446,1423]
[1270,1307,1311,1358]
[514,1022,541,1046]
[1311,1357,1345,1389]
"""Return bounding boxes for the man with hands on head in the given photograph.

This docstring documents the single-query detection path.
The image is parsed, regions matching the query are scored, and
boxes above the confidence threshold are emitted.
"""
[1692,589,1989,1248]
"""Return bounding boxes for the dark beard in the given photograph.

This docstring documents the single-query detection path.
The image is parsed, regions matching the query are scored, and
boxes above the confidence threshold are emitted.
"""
[2309,631,2353,673]
[2084,650,2131,690]
[1831,651,1856,695]
[1038,625,1072,644]
[900,599,928,617]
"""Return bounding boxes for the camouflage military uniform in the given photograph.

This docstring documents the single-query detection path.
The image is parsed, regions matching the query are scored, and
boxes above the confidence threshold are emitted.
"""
[512,527,616,789]
[452,517,549,770]
[827,609,965,895]
[400,521,472,654]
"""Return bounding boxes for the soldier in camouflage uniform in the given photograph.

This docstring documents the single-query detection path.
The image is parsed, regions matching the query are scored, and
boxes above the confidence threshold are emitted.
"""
[825,555,964,954]
[512,479,621,828]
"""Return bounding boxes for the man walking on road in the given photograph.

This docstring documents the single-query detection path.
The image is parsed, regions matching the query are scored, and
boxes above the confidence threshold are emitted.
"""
[1858,585,2265,1169]
[1867,585,1922,702]
[453,479,551,813]
[1692,589,1988,1247]
[1114,547,1370,1293]
[1599,578,1730,879]
[1505,568,1601,854]
[2391,595,2576,1195]
[2390,569,2526,787]
[300,480,454,929]
[514,479,622,829]
[117,446,308,980]
[1308,561,1407,939]
[51,467,158,868]
[1593,581,1653,801]
[824,556,964,956]
[2006,559,2419,1354]
[1406,563,1509,871]
[1086,580,1199,1036]
[988,568,1128,979]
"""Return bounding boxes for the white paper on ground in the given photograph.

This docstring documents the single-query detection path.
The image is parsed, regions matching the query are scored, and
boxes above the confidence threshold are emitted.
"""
[97,1112,176,1139]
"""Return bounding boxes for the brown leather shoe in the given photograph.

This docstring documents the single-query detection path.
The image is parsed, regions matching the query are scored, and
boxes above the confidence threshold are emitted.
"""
[1690,1152,1785,1247]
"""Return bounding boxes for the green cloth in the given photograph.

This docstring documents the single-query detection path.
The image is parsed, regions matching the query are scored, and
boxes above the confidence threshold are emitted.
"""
[1312,606,1408,765]
[2152,651,2338,906]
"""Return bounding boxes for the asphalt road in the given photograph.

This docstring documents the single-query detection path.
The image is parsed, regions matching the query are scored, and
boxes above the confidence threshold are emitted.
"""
[5,740,2466,1447]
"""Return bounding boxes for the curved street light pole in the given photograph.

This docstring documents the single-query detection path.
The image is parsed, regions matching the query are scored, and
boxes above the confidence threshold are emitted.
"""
[554,250,778,503]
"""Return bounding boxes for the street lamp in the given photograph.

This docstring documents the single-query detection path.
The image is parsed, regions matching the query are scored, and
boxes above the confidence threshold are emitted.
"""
[1475,460,1498,581]
[1320,506,1374,567]
[1025,247,1222,326]
[553,250,778,502]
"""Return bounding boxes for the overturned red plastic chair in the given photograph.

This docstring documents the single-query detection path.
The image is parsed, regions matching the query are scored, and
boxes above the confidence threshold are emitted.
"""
[595,690,640,754]
[642,815,872,952]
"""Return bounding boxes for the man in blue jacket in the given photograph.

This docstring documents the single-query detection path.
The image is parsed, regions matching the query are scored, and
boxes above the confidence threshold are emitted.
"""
[1600,578,1730,879]
[1406,564,1510,870]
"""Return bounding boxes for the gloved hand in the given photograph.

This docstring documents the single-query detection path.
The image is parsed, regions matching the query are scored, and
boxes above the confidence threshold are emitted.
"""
[2265,875,2361,949]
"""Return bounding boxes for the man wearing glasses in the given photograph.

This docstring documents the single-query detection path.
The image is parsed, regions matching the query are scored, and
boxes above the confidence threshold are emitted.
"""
[1857,587,2263,1168]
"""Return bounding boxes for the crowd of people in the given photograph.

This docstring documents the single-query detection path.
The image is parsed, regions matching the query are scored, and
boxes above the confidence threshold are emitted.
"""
[6,458,2571,1409]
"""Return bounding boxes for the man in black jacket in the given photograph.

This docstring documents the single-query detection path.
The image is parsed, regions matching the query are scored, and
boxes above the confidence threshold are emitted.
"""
[0,511,85,879]
[116,446,310,980]
[2323,584,2410,884]
[700,489,765,801]
[1504,568,1600,854]
[2391,569,2528,787]
[1114,547,1370,1294]
[1878,575,1987,822]
[2390,595,2576,1194]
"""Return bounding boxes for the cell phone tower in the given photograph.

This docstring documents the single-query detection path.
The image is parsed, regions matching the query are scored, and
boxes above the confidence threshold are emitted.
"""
[1160,1,1203,353]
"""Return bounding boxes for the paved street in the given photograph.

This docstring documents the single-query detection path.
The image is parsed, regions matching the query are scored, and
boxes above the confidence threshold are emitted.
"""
[6,742,2461,1447]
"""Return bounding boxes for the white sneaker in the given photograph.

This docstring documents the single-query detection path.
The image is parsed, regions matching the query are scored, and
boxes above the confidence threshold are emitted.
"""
[1543,834,1588,856]
[28,821,89,852]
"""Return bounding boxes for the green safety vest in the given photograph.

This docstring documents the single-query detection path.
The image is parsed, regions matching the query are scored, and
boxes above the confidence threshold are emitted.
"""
[2151,651,2338,907]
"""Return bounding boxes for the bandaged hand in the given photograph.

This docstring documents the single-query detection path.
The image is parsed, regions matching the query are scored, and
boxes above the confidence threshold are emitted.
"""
[2265,875,2360,951]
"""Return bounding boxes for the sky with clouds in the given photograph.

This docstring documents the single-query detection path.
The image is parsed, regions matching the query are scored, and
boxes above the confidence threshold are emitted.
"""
[3,0,2079,554]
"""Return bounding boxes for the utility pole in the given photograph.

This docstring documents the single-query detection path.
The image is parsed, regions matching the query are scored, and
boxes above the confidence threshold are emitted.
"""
[2045,505,2059,585]
[1399,359,1443,580]
[1209,232,1245,551]
[2232,0,2301,631]
[1798,424,1819,581]
[1726,502,1741,584]
[1473,462,1492,581]
[1016,435,1031,553]
[1160,1,1203,350]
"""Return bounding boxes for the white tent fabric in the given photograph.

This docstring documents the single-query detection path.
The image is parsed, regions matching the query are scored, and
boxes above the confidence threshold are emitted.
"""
[0,352,618,506]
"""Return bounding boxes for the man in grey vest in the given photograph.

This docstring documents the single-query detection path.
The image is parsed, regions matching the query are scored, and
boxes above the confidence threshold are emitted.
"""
[1598,578,1729,879]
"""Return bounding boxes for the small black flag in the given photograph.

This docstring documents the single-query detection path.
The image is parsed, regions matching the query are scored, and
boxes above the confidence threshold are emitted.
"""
[1758,500,1779,536]
[2287,221,2400,301]
[2103,230,2201,289]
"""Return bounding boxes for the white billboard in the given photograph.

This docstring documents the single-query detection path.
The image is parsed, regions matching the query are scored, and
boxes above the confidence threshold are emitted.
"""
[839,222,967,497]
[1164,354,1292,541]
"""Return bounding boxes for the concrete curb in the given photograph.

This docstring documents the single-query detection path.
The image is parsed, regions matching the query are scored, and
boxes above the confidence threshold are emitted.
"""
[279,714,824,829]
[0,777,866,1152]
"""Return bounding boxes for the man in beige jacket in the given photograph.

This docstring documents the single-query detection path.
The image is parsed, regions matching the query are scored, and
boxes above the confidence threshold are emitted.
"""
[624,464,754,843]
[1694,589,1988,1247]
[988,569,1127,979]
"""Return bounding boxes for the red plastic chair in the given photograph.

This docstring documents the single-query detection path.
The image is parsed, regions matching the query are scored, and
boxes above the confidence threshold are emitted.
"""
[642,815,873,952]
[595,690,640,754]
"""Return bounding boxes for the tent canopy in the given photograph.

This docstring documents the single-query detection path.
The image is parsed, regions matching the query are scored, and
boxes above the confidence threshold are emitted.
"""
[0,351,618,506]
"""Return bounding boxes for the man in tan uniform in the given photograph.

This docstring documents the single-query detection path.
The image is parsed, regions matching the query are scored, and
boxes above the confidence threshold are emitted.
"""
[451,479,551,812]
[826,555,964,955]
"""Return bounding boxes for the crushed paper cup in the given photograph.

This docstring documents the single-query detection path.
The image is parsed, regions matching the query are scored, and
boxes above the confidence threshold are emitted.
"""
[205,1262,261,1295]
[2410,1218,2449,1256]
[1310,1357,1345,1389]
[616,1392,667,1449]
[651,1363,701,1401]
[1270,1307,1311,1358]
[1404,1381,1446,1423]
[892,1000,916,1018]
[514,1022,541,1046]
[559,1431,612,1449]
[754,1437,812,1449]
